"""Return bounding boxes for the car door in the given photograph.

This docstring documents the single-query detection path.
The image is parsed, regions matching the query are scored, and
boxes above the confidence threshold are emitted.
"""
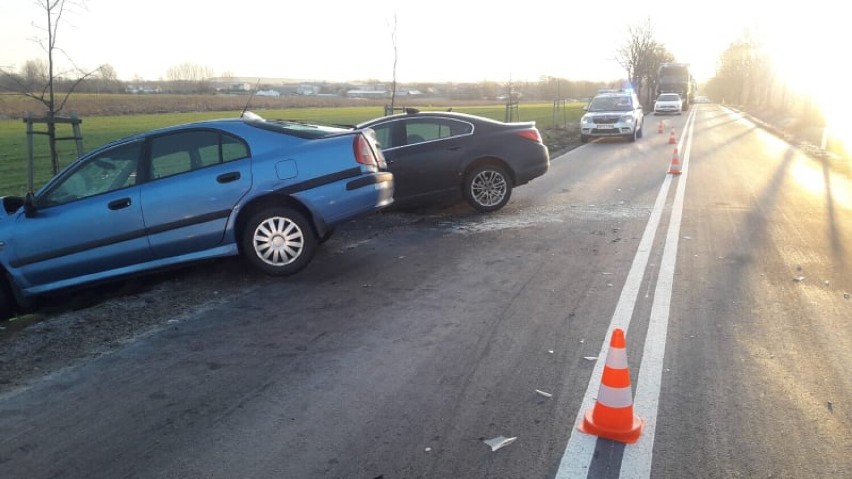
[139,129,252,259]
[379,117,471,201]
[9,141,150,290]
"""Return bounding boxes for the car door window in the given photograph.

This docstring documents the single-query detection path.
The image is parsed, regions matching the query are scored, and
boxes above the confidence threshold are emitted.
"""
[371,123,397,149]
[405,118,472,145]
[41,141,141,207]
[150,130,249,179]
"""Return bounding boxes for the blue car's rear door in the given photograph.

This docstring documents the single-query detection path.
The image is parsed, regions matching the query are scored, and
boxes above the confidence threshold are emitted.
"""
[139,129,252,259]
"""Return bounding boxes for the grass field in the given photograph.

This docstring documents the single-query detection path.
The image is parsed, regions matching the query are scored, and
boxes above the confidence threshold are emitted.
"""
[0,101,584,196]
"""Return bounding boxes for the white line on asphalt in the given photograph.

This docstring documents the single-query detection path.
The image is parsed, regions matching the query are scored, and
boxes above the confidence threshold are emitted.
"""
[554,113,685,477]
[620,108,697,478]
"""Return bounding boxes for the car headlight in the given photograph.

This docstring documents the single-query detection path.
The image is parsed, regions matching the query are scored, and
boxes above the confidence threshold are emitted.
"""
[581,115,594,125]
[620,115,634,123]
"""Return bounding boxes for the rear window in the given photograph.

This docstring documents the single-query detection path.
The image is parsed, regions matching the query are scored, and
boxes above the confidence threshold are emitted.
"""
[659,94,680,101]
[246,119,349,139]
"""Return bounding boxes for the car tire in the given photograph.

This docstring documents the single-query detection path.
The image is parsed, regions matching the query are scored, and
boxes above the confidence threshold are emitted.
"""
[0,281,13,322]
[241,206,317,276]
[580,134,589,143]
[463,164,513,213]
[636,121,644,139]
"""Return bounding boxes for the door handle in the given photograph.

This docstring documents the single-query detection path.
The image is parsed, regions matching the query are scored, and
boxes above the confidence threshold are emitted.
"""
[108,198,131,210]
[217,172,241,183]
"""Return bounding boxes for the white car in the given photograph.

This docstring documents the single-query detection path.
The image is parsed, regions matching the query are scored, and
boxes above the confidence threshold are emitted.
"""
[654,93,683,115]
[580,90,645,143]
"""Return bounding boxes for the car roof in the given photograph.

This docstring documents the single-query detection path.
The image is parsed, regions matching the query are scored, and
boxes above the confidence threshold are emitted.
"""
[357,110,502,127]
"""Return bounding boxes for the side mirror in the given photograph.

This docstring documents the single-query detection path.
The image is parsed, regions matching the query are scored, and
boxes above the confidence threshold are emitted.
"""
[23,192,37,218]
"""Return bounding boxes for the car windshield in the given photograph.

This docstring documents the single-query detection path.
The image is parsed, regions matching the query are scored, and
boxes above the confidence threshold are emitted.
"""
[588,96,634,112]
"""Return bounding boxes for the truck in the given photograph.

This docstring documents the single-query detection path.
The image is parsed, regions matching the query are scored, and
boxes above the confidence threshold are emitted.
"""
[656,63,696,110]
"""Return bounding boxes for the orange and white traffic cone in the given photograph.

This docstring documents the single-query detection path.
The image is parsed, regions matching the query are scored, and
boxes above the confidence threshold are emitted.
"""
[668,128,677,144]
[579,328,644,444]
[657,121,664,134]
[668,148,682,175]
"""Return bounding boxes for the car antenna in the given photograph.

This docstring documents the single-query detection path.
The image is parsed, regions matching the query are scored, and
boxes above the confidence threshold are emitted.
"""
[240,79,262,118]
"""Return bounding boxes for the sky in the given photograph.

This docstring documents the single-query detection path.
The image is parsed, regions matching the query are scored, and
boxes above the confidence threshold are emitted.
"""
[0,0,843,86]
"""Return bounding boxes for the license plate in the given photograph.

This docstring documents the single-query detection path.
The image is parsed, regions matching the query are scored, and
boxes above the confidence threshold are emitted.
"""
[598,125,614,129]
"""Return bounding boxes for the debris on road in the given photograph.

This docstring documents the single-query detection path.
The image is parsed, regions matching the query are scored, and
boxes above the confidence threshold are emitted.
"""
[793,276,806,282]
[584,356,598,361]
[535,389,553,398]
[484,436,517,452]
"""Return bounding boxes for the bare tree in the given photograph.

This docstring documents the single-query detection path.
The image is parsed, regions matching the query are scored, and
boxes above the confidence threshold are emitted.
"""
[165,62,215,93]
[713,36,759,105]
[615,19,669,104]
[0,0,103,174]
[388,13,399,114]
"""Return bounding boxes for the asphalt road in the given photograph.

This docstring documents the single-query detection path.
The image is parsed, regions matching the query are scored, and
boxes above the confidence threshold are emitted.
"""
[1,104,850,478]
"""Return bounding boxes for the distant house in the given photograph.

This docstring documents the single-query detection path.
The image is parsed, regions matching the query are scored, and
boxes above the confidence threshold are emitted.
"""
[125,85,162,94]
[346,89,388,99]
[297,84,321,96]
[255,89,280,97]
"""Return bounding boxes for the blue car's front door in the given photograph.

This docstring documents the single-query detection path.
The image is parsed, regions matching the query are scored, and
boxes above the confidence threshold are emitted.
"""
[10,141,152,292]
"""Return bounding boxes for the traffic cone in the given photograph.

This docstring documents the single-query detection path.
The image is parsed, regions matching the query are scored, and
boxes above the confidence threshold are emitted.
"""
[578,328,644,444]
[668,128,677,144]
[668,148,682,175]
[657,121,664,134]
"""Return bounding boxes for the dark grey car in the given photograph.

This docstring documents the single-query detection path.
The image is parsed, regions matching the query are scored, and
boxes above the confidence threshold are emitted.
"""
[358,110,550,213]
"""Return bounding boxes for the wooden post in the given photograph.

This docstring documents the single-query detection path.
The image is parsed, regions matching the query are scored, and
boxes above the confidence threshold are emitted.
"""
[25,112,35,194]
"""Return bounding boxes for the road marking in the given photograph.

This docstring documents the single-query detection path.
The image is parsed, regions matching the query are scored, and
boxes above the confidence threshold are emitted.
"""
[554,109,697,478]
[621,109,696,477]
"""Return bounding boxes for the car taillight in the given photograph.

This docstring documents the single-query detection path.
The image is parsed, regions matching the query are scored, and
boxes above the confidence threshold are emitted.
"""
[518,129,542,143]
[353,134,378,167]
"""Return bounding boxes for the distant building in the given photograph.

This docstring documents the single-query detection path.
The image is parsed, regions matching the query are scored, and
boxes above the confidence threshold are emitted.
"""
[255,89,280,97]
[125,85,162,94]
[297,84,321,95]
[346,89,388,99]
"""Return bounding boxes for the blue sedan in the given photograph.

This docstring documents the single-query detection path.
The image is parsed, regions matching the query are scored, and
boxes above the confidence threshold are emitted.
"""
[0,113,394,320]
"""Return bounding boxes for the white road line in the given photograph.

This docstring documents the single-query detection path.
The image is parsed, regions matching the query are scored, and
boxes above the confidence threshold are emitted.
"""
[620,109,696,478]
[554,121,680,478]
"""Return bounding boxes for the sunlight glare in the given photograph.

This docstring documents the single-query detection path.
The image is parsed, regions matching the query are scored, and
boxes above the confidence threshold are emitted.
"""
[760,10,850,155]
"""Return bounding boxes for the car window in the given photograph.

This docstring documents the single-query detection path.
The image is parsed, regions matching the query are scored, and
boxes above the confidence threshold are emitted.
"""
[41,141,141,207]
[371,123,396,149]
[150,130,249,179]
[405,118,472,145]
[589,96,634,112]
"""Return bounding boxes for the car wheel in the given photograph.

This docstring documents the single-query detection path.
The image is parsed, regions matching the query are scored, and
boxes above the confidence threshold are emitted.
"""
[0,282,13,322]
[580,134,589,143]
[637,121,644,139]
[464,164,512,213]
[627,128,637,142]
[241,207,317,276]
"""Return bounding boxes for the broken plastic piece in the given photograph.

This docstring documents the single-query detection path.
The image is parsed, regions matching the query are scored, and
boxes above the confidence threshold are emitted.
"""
[793,276,805,282]
[535,389,553,398]
[484,436,517,452]
[584,356,598,361]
